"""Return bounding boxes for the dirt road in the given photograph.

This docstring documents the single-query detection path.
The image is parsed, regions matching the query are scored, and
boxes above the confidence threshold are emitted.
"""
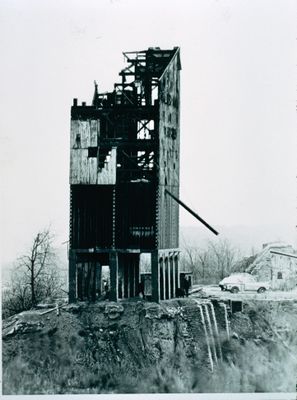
[191,285,297,302]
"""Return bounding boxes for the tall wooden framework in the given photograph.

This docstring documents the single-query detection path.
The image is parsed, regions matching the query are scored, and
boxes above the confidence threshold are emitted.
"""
[69,47,181,302]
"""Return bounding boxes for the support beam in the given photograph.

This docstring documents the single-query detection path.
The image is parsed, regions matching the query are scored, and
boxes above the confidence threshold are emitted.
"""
[124,260,129,298]
[129,256,135,297]
[96,262,102,297]
[151,250,159,302]
[135,258,140,296]
[165,258,169,299]
[165,189,219,235]
[169,256,174,298]
[77,263,83,300]
[91,262,96,301]
[162,258,166,300]
[175,255,180,290]
[118,260,124,299]
[109,252,118,301]
[69,250,77,303]
[172,257,176,298]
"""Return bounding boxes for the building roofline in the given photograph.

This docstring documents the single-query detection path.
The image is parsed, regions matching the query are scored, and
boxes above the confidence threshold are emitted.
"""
[270,250,297,259]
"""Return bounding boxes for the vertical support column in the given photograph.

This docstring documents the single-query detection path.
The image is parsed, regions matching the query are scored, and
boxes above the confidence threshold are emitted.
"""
[118,256,124,299]
[172,256,176,298]
[83,262,89,300]
[81,262,85,299]
[91,262,96,302]
[109,252,118,302]
[175,254,180,289]
[112,186,116,248]
[123,258,129,298]
[167,257,171,299]
[162,257,166,300]
[96,262,102,297]
[159,258,164,300]
[164,257,169,299]
[151,250,160,302]
[129,255,135,297]
[69,249,77,303]
[135,255,140,296]
[77,263,83,300]
[169,255,174,298]
[87,262,92,300]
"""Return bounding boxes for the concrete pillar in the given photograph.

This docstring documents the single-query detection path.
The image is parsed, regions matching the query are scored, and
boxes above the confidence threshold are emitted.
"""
[172,256,176,298]
[69,249,77,303]
[151,250,160,302]
[162,258,166,300]
[159,258,164,300]
[175,255,179,290]
[165,257,170,299]
[109,252,118,301]
[169,257,172,299]
[169,256,174,298]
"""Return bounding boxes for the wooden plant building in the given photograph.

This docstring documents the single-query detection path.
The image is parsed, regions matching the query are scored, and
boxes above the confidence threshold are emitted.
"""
[69,47,181,302]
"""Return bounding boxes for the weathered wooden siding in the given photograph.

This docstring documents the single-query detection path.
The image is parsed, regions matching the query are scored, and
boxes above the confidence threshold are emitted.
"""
[70,119,99,149]
[157,50,180,249]
[70,118,116,184]
[97,148,117,185]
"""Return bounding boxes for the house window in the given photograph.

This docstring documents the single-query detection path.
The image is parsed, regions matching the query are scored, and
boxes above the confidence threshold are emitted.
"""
[277,272,283,279]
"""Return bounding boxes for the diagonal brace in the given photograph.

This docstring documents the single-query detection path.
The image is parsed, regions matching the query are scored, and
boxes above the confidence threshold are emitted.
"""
[165,189,219,235]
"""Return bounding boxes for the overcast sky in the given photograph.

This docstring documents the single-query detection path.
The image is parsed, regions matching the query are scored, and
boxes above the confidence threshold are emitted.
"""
[0,0,296,264]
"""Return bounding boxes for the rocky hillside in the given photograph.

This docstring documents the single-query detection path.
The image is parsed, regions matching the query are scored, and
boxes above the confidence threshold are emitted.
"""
[3,297,297,394]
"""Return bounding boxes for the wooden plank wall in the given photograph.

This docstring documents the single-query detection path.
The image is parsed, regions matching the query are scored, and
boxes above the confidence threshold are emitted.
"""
[157,51,180,249]
[70,119,116,185]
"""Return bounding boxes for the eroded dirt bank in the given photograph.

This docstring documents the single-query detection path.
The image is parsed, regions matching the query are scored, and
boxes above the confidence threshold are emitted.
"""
[3,298,297,394]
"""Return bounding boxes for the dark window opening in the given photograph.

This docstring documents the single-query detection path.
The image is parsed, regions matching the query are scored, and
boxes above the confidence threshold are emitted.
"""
[88,147,97,158]
[277,272,283,279]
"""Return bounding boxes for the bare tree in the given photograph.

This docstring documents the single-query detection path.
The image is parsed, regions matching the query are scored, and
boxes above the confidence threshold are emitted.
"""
[182,246,196,271]
[207,239,240,280]
[2,270,32,317]
[17,229,56,306]
[181,239,241,285]
[196,249,210,281]
[2,229,64,318]
[182,246,209,283]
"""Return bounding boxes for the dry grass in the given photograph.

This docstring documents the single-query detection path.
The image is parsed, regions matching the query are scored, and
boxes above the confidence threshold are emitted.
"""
[3,300,297,394]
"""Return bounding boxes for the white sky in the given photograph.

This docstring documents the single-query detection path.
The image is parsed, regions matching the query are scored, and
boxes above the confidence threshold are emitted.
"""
[0,0,296,264]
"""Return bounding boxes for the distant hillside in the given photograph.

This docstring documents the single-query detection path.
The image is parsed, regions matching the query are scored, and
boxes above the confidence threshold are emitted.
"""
[180,224,296,255]
[2,225,295,282]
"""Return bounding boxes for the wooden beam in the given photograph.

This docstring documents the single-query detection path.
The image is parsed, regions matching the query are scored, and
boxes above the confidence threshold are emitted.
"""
[165,189,219,236]
[109,252,119,301]
[68,250,77,303]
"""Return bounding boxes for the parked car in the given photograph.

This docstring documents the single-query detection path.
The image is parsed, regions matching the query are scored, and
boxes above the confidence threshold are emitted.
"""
[219,273,253,291]
[219,273,270,294]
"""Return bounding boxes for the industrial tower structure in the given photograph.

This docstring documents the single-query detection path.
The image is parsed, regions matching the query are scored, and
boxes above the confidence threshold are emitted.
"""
[69,47,181,302]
